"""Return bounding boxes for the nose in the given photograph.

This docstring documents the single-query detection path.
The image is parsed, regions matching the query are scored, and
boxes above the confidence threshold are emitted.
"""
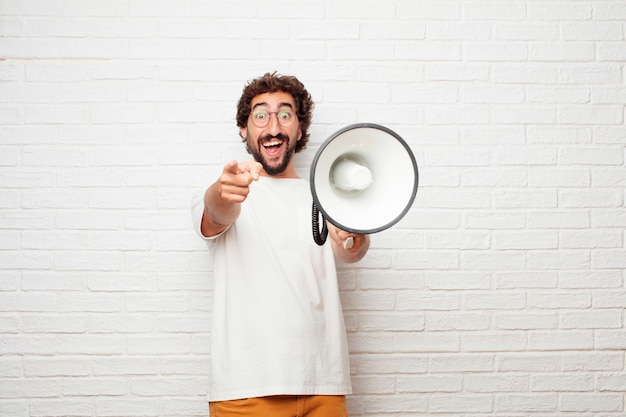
[266,112,281,135]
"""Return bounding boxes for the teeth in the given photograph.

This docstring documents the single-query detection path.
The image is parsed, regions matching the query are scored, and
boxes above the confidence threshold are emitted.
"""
[263,140,282,148]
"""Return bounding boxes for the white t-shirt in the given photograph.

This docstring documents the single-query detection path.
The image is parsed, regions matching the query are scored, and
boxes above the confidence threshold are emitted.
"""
[192,176,351,402]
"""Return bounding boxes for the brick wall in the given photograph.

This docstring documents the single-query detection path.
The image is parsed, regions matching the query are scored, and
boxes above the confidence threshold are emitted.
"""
[1,1,625,416]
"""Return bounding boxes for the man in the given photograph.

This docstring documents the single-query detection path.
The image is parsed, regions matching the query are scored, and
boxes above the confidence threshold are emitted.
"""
[192,72,370,417]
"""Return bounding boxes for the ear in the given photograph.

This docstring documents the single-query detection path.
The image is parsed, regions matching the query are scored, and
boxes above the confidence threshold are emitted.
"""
[239,126,247,139]
[297,126,302,141]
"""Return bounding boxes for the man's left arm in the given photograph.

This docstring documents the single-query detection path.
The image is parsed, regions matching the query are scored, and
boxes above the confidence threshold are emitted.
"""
[328,223,370,263]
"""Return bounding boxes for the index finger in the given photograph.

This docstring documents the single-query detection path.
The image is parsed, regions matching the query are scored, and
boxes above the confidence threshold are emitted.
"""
[239,160,263,180]
[223,160,240,174]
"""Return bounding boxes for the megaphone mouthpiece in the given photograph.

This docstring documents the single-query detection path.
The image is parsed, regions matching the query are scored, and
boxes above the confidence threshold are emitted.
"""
[332,157,373,192]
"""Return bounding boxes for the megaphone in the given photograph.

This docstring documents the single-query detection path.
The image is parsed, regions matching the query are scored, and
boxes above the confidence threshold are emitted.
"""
[310,123,419,246]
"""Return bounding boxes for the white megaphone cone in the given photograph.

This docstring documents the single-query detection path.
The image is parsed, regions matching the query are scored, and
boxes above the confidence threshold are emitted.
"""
[310,123,419,246]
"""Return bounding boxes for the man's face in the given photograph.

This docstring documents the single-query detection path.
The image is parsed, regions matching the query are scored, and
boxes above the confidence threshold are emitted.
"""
[240,91,302,178]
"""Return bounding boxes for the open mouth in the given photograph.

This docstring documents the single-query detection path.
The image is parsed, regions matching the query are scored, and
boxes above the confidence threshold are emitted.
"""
[261,138,285,156]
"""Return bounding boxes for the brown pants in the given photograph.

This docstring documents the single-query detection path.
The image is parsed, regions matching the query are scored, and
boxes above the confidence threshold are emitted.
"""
[209,395,348,417]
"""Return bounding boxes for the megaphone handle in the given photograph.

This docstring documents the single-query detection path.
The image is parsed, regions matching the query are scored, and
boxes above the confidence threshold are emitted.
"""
[312,202,328,246]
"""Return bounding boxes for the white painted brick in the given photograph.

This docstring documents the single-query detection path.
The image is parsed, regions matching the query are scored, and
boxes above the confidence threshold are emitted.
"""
[528,250,590,270]
[396,291,460,311]
[429,394,493,413]
[0,315,20,334]
[527,125,592,144]
[21,231,86,250]
[350,375,395,394]
[396,41,461,61]
[528,3,592,20]
[527,86,590,104]
[593,290,626,308]
[559,105,624,125]
[0,357,23,377]
[495,393,557,412]
[89,314,154,334]
[528,167,590,187]
[559,189,623,209]
[562,351,624,371]
[22,315,87,333]
[58,294,123,313]
[95,398,161,417]
[560,229,623,249]
[528,330,594,351]
[560,393,623,412]
[464,42,528,62]
[0,252,53,271]
[425,230,489,249]
[461,85,525,104]
[495,272,558,289]
[529,292,591,309]
[88,272,155,292]
[430,353,494,373]
[92,357,160,376]
[597,41,626,61]
[23,358,91,377]
[561,63,623,84]
[0,401,28,417]
[29,399,95,416]
[394,250,459,270]
[354,353,427,374]
[130,377,202,396]
[54,251,123,272]
[425,272,490,291]
[359,312,425,332]
[495,313,558,330]
[394,332,459,353]
[398,1,460,20]
[495,23,559,41]
[0,62,25,81]
[425,312,490,331]
[464,211,526,230]
[596,373,626,391]
[125,294,190,313]
[528,210,589,229]
[595,330,626,350]
[462,332,527,352]
[61,378,127,397]
[562,22,624,41]
[560,310,623,329]
[463,292,527,310]
[461,251,527,271]
[494,189,557,208]
[362,394,427,413]
[397,375,461,393]
[493,230,558,250]
[1,0,63,16]
[496,353,561,372]
[466,374,528,393]
[425,63,489,81]
[126,335,193,355]
[492,64,558,84]
[21,271,85,291]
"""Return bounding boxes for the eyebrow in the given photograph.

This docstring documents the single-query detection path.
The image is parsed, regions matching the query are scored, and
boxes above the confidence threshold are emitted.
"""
[252,101,294,111]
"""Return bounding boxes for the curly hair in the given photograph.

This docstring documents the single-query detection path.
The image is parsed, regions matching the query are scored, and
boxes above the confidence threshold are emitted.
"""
[236,72,314,153]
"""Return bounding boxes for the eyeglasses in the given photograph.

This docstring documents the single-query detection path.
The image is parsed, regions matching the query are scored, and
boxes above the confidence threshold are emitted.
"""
[250,109,297,128]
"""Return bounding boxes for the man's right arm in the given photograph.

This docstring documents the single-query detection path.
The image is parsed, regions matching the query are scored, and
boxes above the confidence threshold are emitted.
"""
[200,160,263,237]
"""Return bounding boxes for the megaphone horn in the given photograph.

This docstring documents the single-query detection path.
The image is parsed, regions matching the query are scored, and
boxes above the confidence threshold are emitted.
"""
[310,123,419,246]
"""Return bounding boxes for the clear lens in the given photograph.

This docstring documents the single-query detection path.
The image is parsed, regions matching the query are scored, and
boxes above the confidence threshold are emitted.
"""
[250,110,295,127]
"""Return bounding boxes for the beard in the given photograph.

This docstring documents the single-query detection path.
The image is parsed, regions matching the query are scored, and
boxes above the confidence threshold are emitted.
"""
[246,132,296,176]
